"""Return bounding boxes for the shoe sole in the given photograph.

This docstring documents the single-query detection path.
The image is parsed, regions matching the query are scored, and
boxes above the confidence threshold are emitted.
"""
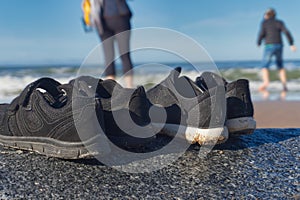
[152,123,229,145]
[0,134,110,159]
[225,117,256,135]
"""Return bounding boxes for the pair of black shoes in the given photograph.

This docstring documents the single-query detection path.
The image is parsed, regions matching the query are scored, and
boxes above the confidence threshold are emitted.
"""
[0,67,256,159]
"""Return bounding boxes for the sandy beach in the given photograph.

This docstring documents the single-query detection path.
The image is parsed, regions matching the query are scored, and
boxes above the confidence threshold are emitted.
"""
[254,100,300,128]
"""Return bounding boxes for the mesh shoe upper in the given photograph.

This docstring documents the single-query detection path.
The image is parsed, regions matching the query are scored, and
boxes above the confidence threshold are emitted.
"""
[147,67,226,129]
[226,79,254,119]
[195,72,254,120]
[0,77,105,143]
[68,76,155,148]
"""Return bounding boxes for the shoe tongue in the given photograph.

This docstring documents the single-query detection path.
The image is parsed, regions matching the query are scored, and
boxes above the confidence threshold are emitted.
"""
[131,86,146,98]
[97,79,122,98]
[175,76,202,98]
[76,80,95,97]
[128,86,150,124]
[60,79,95,97]
[196,72,227,90]
[168,67,202,97]
[169,67,182,81]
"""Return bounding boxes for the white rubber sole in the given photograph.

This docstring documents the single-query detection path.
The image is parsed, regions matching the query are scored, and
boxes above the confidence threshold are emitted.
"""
[152,123,229,145]
[226,117,256,135]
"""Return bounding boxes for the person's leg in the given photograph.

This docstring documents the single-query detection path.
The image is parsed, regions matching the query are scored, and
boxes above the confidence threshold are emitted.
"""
[275,45,287,91]
[279,69,287,91]
[98,21,116,79]
[115,30,133,87]
[109,17,134,87]
[259,68,270,91]
[259,46,272,91]
[103,38,117,79]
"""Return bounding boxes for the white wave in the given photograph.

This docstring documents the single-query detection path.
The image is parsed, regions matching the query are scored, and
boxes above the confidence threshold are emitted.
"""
[285,62,300,70]
[0,67,299,103]
[0,75,76,103]
[250,80,300,91]
[250,80,300,101]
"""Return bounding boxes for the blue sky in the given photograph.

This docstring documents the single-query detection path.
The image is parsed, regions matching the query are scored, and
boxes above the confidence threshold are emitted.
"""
[0,0,299,65]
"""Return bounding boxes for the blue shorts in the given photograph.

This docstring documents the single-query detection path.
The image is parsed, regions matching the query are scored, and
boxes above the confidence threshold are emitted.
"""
[261,44,283,69]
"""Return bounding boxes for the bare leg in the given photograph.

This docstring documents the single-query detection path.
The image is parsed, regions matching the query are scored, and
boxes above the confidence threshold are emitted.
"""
[115,29,134,88]
[280,90,287,100]
[106,75,116,80]
[101,33,116,79]
[259,68,270,91]
[279,68,288,91]
[262,90,270,100]
[124,74,133,88]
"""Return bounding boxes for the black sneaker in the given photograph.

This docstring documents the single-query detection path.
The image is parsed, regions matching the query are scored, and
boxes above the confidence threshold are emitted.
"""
[70,76,155,149]
[146,67,228,145]
[195,72,256,135]
[0,77,109,159]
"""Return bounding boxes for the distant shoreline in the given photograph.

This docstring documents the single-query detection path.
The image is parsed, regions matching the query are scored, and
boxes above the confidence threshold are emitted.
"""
[1,59,300,69]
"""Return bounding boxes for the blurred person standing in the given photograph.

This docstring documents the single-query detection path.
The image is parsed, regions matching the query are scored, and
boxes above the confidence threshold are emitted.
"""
[257,8,297,96]
[83,0,134,87]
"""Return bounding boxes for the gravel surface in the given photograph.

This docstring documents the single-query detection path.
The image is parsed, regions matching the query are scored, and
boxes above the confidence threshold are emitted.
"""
[0,129,299,199]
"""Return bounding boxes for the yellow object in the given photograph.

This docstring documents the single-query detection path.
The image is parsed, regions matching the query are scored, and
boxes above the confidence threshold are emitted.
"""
[82,0,91,26]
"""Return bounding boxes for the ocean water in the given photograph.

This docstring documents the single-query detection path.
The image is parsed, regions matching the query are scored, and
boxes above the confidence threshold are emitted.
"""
[0,60,299,103]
